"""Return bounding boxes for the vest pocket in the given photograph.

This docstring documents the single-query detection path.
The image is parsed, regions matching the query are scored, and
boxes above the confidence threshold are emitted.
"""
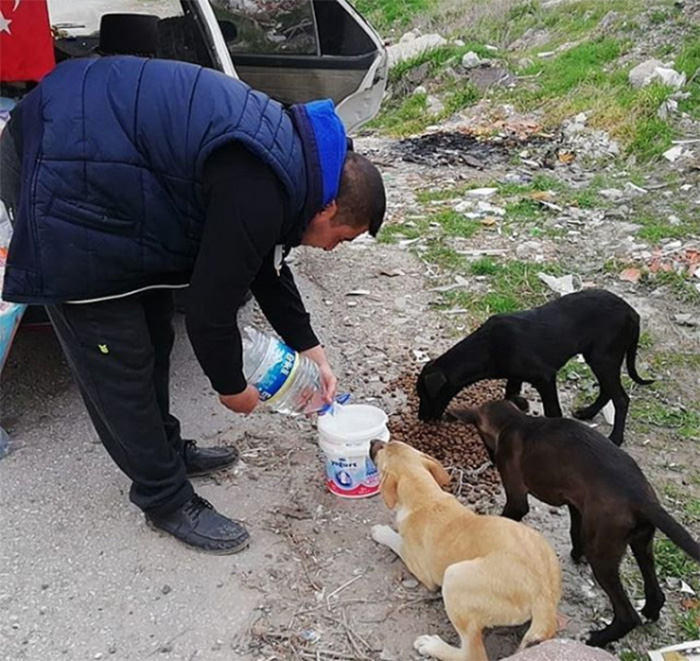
[48,198,137,235]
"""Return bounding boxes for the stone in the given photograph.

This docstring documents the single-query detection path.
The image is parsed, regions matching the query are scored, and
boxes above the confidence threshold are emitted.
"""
[629,59,686,89]
[503,639,618,660]
[387,33,448,68]
[461,51,482,69]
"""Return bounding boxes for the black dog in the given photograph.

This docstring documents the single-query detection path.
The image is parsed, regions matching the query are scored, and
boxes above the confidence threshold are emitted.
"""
[450,399,700,648]
[417,289,653,445]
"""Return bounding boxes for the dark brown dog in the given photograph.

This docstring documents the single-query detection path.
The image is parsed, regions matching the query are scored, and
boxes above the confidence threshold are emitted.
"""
[449,399,699,648]
[417,289,653,445]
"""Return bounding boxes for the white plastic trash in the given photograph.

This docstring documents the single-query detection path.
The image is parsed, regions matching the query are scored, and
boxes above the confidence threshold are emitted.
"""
[317,404,389,498]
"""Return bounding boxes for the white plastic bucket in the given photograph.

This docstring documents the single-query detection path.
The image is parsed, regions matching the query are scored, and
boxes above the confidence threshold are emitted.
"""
[317,404,389,499]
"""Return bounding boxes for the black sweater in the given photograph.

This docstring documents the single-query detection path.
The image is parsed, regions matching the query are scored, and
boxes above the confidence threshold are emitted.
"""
[185,143,319,396]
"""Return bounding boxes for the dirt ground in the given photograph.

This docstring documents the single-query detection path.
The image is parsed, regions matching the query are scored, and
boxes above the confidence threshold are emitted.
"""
[1,127,698,661]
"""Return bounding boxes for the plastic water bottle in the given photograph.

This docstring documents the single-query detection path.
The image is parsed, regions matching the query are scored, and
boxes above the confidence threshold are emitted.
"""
[242,327,343,416]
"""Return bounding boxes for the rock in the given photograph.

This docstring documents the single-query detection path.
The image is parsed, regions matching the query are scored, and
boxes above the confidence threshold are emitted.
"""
[461,51,482,69]
[387,33,448,68]
[598,10,618,30]
[629,59,665,87]
[503,639,618,660]
[426,95,444,115]
[413,85,427,95]
[629,59,686,89]
[663,145,688,162]
[599,188,624,200]
[469,67,517,91]
[515,241,543,260]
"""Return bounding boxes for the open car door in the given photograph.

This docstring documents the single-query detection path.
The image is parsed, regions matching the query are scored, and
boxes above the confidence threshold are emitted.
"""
[208,0,387,133]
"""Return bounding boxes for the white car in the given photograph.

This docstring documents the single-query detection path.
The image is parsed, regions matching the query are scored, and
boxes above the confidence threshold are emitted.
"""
[48,0,388,133]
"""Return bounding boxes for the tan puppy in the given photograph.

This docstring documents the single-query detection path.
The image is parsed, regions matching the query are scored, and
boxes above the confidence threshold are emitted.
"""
[369,439,561,661]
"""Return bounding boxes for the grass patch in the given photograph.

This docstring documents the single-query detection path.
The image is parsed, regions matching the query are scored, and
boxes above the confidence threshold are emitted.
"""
[635,212,699,243]
[644,270,700,304]
[655,538,699,583]
[370,92,432,136]
[354,0,433,32]
[377,217,430,244]
[432,210,483,238]
[676,31,700,119]
[439,260,563,321]
[630,397,700,439]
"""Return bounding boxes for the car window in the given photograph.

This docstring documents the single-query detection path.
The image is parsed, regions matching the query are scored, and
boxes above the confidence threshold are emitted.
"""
[48,0,184,37]
[208,0,320,55]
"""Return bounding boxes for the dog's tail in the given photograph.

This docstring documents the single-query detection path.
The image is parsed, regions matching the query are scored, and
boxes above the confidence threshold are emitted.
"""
[643,501,699,562]
[626,323,654,386]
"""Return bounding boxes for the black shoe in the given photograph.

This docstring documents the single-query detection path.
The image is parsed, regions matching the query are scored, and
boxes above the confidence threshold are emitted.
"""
[183,439,239,477]
[146,494,250,554]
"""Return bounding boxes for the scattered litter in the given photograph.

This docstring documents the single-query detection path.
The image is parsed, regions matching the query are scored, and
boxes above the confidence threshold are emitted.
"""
[412,349,431,363]
[625,182,648,195]
[647,640,700,661]
[379,268,405,277]
[673,313,700,327]
[663,145,690,163]
[681,581,696,596]
[602,401,615,425]
[619,268,642,284]
[456,248,509,256]
[466,187,499,198]
[346,289,371,296]
[430,275,469,292]
[537,272,582,296]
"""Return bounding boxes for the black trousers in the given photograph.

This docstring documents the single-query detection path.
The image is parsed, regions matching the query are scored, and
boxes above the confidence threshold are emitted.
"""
[46,290,194,515]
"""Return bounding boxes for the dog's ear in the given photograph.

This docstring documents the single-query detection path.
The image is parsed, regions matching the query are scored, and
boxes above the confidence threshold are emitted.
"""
[507,395,529,412]
[380,472,399,509]
[421,365,448,399]
[422,455,452,489]
[444,407,478,425]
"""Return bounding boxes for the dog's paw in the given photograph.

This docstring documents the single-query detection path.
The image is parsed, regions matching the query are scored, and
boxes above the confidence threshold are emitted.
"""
[572,406,594,420]
[414,634,443,657]
[371,524,395,546]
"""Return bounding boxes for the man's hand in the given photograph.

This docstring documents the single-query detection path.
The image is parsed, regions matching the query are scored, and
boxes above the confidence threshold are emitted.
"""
[219,385,259,414]
[301,345,337,404]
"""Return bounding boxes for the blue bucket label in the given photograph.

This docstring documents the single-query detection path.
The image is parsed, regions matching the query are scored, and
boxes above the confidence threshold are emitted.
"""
[254,341,297,401]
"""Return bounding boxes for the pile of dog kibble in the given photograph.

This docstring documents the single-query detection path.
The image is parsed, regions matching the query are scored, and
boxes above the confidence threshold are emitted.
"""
[384,369,505,505]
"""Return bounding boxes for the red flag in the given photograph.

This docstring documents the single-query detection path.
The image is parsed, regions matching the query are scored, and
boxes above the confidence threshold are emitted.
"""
[0,0,55,82]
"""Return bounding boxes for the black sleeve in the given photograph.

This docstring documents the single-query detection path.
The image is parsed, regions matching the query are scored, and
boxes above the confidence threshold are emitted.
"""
[186,144,284,395]
[250,257,320,352]
[185,143,318,396]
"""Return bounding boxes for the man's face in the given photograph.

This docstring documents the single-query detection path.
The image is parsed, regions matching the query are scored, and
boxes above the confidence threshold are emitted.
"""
[301,203,367,251]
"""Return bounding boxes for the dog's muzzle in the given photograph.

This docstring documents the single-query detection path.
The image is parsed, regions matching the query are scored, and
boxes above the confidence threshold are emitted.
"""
[369,439,387,463]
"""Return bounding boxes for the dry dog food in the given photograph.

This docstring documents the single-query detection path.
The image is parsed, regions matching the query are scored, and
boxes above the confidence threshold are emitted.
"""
[384,368,505,505]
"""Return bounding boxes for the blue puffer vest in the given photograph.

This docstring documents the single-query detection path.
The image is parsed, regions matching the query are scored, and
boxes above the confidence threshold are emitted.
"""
[2,56,346,303]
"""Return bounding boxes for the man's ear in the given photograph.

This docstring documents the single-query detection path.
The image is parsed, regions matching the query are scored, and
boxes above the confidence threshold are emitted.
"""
[322,200,338,222]
[380,472,398,509]
[422,455,452,489]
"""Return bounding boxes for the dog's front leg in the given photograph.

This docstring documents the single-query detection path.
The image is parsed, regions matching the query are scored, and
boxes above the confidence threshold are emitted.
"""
[533,376,563,418]
[371,524,403,557]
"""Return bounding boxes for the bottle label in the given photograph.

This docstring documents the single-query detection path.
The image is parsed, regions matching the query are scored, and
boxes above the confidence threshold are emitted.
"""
[254,342,298,401]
